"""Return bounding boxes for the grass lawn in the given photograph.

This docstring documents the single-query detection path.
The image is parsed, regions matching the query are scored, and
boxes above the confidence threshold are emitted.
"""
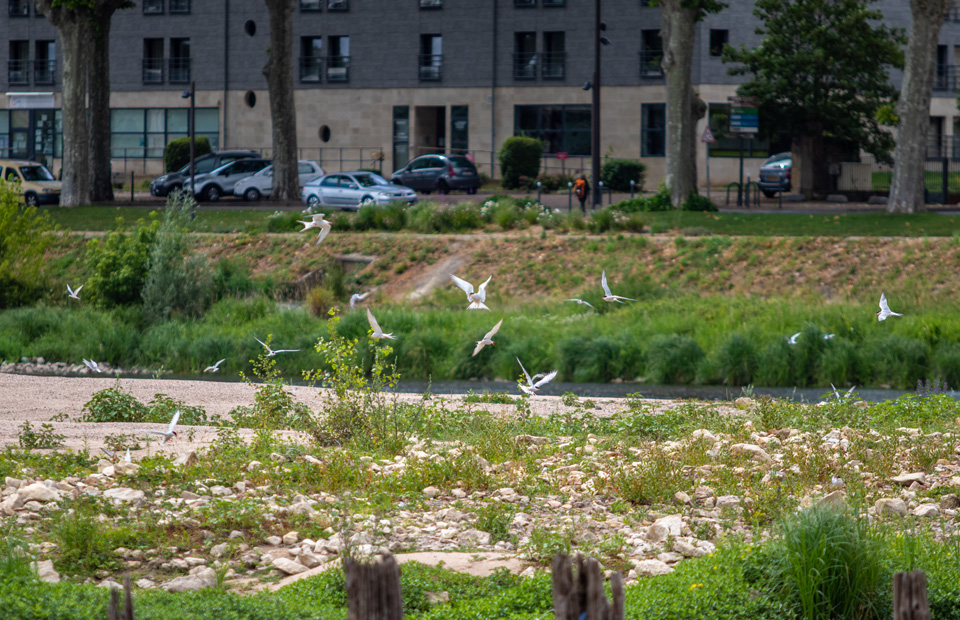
[871,170,960,192]
[39,205,274,234]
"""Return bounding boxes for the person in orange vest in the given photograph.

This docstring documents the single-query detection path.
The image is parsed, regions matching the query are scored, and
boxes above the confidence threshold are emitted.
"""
[573,173,590,214]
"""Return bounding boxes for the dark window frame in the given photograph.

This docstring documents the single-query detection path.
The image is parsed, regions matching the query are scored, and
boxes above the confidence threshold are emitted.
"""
[709,29,728,58]
[419,0,442,8]
[110,107,219,159]
[641,103,665,158]
[299,0,322,10]
[143,0,164,15]
[513,104,591,156]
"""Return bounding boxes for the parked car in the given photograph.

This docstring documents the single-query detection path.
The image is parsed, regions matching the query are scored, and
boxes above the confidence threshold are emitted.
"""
[149,149,260,197]
[390,154,479,194]
[193,158,271,202]
[301,171,417,209]
[0,159,61,206]
[757,152,792,197]
[232,161,325,201]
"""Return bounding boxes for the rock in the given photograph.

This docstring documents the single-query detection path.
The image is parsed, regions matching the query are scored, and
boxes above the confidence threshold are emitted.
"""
[690,429,717,445]
[163,567,216,592]
[315,533,344,555]
[5,477,22,489]
[246,461,262,472]
[209,485,231,497]
[716,496,741,509]
[673,491,692,506]
[35,559,59,583]
[210,543,230,559]
[265,536,282,546]
[297,549,323,568]
[173,451,198,467]
[269,453,287,463]
[673,539,706,558]
[729,444,773,464]
[891,473,926,486]
[98,579,123,590]
[452,489,467,498]
[273,557,309,575]
[867,195,887,205]
[423,486,441,499]
[875,498,907,517]
[136,578,156,589]
[694,486,715,502]
[229,530,244,539]
[915,504,940,518]
[282,531,299,545]
[289,501,317,518]
[1,493,24,516]
[184,557,206,567]
[301,454,322,466]
[825,194,848,203]
[647,514,683,542]
[181,491,201,500]
[940,494,960,510]
[516,434,550,445]
[633,559,674,577]
[734,397,754,410]
[425,591,450,604]
[104,487,145,502]
[519,566,537,578]
[457,529,491,547]
[819,490,846,509]
[18,483,58,503]
[114,462,140,476]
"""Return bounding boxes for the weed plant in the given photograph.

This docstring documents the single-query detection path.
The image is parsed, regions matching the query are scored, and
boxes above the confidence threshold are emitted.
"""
[17,421,65,450]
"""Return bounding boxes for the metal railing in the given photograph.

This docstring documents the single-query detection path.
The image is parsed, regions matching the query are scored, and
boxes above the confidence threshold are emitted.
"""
[168,57,191,84]
[327,0,348,10]
[541,52,566,79]
[514,0,536,6]
[513,53,537,80]
[543,0,566,5]
[143,0,163,14]
[418,54,442,81]
[419,0,442,7]
[326,56,350,82]
[33,59,56,85]
[639,50,664,78]
[299,56,323,82]
[7,59,30,85]
[933,66,960,91]
[142,58,164,84]
[950,3,960,22]
[8,0,29,16]
[300,0,322,10]
[169,0,190,13]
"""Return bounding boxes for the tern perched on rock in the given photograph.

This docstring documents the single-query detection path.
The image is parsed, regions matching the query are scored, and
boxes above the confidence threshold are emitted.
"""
[138,409,181,445]
[564,298,596,309]
[350,292,371,309]
[298,213,332,245]
[517,357,558,396]
[601,270,635,303]
[204,358,226,373]
[472,318,504,357]
[82,359,103,373]
[66,284,83,300]
[450,274,492,310]
[876,293,902,321]
[254,337,300,357]
[366,308,395,340]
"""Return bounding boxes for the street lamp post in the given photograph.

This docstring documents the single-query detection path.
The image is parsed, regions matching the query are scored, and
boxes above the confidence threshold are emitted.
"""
[181,81,196,219]
[591,0,602,209]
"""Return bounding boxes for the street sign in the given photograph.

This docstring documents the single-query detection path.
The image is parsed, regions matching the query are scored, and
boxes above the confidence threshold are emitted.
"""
[556,152,569,160]
[729,96,759,134]
[465,153,475,163]
[701,126,716,143]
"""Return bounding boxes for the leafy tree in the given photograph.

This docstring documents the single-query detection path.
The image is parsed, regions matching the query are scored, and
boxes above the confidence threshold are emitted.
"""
[85,214,159,307]
[0,182,55,308]
[498,136,543,189]
[888,0,954,214]
[724,0,904,198]
[263,0,300,201]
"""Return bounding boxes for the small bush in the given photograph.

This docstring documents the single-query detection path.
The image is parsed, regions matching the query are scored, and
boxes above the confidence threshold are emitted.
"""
[601,159,646,192]
[932,342,960,387]
[714,333,758,385]
[864,335,929,389]
[646,334,704,385]
[681,192,719,212]
[493,202,519,230]
[212,258,255,299]
[355,201,407,231]
[86,214,160,307]
[498,136,542,189]
[266,210,304,233]
[307,286,337,318]
[81,384,149,423]
[163,135,212,173]
[608,448,684,505]
[613,195,673,213]
[17,421,65,450]
[0,183,55,308]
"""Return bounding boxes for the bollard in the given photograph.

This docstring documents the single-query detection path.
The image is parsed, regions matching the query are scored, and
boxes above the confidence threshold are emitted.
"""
[130,171,134,203]
[537,180,542,204]
[629,179,635,199]
[568,181,573,213]
[598,181,603,210]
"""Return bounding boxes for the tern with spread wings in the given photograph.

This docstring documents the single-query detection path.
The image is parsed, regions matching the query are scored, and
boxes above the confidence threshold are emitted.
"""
[138,409,181,445]
[517,357,558,396]
[601,270,635,303]
[450,274,492,310]
[366,308,395,340]
[472,318,504,356]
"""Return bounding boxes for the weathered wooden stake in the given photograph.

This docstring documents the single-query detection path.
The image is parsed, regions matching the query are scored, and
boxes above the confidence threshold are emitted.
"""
[552,554,625,620]
[106,576,135,620]
[893,570,931,620]
[345,554,403,620]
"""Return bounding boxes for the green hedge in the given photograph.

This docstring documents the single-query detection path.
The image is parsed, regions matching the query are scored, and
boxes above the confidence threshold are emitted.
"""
[164,136,212,173]
[498,137,542,189]
[601,159,647,192]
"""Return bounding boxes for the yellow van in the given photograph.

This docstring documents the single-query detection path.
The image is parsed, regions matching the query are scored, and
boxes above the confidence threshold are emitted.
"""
[0,159,61,206]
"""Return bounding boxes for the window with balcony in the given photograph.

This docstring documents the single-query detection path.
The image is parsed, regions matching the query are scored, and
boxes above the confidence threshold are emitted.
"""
[34,41,55,85]
[300,36,323,82]
[300,0,321,10]
[8,41,29,86]
[641,103,665,157]
[514,105,590,155]
[419,34,442,81]
[170,0,190,14]
[327,0,348,10]
[639,29,663,78]
[327,35,350,82]
[142,38,164,83]
[513,32,536,80]
[8,0,30,17]
[143,0,163,14]
[542,32,565,79]
[709,29,728,57]
[420,0,442,7]
[169,38,191,83]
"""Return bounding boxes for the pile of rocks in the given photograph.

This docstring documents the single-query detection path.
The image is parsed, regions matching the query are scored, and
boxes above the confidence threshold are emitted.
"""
[0,357,167,377]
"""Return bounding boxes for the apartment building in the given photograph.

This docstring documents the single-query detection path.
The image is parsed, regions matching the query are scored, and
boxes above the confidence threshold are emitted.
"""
[0,0,957,185]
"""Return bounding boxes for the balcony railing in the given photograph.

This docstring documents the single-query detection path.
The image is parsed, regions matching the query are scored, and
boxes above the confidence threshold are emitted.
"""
[543,0,566,5]
[420,0,442,7]
[33,59,56,85]
[142,58,164,83]
[639,50,664,78]
[327,0,348,10]
[299,56,323,83]
[300,0,321,9]
[326,55,350,82]
[928,135,946,161]
[143,0,163,14]
[950,4,960,22]
[170,0,190,14]
[168,57,191,83]
[418,54,442,81]
[933,65,959,91]
[541,52,565,79]
[513,53,537,80]
[7,59,29,85]
[514,0,536,6]
[8,0,29,16]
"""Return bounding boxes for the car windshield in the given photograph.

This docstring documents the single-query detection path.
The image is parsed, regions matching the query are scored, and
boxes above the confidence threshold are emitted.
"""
[449,156,474,168]
[19,165,55,181]
[354,173,388,187]
[763,154,791,167]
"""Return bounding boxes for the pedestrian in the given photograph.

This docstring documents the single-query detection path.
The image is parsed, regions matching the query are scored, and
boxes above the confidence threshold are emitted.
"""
[573,173,590,214]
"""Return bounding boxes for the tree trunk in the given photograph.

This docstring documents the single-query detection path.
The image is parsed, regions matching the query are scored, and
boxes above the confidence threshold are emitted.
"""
[888,0,952,214]
[793,120,828,199]
[88,1,127,203]
[36,1,90,207]
[893,570,931,620]
[661,0,706,207]
[344,554,403,620]
[263,0,299,202]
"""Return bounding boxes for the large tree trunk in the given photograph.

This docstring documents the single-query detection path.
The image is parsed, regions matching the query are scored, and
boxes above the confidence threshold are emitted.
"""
[36,1,90,207]
[661,0,707,207]
[88,1,126,203]
[888,0,952,214]
[793,120,828,199]
[263,0,299,202]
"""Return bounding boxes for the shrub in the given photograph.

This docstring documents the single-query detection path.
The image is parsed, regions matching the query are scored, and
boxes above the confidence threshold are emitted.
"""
[307,286,337,318]
[682,192,719,212]
[163,135,212,173]
[212,258,255,299]
[81,384,149,423]
[355,201,406,231]
[498,136,542,189]
[714,333,758,385]
[647,334,704,385]
[613,195,673,213]
[601,159,647,192]
[864,335,929,389]
[817,339,864,387]
[932,342,960,388]
[755,339,797,387]
[0,182,55,308]
[86,214,160,307]
[608,448,684,505]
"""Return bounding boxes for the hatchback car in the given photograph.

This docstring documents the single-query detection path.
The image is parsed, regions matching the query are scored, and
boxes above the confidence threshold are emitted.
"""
[301,172,417,209]
[150,149,260,197]
[757,152,792,197]
[193,158,271,202]
[390,154,479,194]
[232,161,325,201]
[0,160,61,206]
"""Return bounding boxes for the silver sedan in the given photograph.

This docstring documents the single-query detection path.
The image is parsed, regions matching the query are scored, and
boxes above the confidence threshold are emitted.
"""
[301,171,417,210]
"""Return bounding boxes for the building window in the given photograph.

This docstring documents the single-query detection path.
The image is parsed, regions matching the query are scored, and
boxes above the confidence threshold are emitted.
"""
[34,41,55,85]
[543,0,565,6]
[110,107,219,159]
[327,36,350,82]
[8,0,30,17]
[393,106,410,172]
[142,38,164,84]
[300,0,321,10]
[451,105,468,152]
[8,40,29,86]
[327,0,348,10]
[709,29,728,57]
[639,30,663,78]
[170,0,190,14]
[420,0,442,8]
[169,38,191,84]
[641,104,665,157]
[515,0,536,6]
[542,32,565,79]
[300,37,322,83]
[143,0,163,14]
[514,105,590,155]
[0,109,62,166]
[513,32,537,80]
[419,34,442,81]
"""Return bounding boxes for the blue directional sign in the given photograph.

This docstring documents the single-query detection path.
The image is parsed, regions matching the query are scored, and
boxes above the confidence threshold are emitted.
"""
[729,96,759,134]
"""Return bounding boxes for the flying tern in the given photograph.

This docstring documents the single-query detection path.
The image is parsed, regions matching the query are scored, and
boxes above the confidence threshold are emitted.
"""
[350,292,371,309]
[876,293,902,321]
[298,213,332,245]
[366,308,395,340]
[137,409,181,445]
[82,359,103,373]
[601,270,635,303]
[66,284,83,300]
[254,337,300,357]
[823,333,836,340]
[450,274,492,310]
[516,357,558,396]
[472,318,504,357]
[204,358,226,373]
[786,332,801,345]
[564,298,596,309]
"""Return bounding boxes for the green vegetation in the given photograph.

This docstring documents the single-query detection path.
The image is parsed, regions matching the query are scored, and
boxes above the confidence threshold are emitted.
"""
[601,159,647,192]
[164,135,212,174]
[0,182,56,308]
[871,170,960,192]
[498,136,543,189]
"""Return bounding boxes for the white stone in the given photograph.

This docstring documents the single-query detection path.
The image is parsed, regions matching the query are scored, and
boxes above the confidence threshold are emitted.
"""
[18,483,58,503]
[457,529,491,547]
[914,504,940,518]
[288,502,316,517]
[173,451,198,467]
[301,455,322,465]
[647,514,683,542]
[423,486,441,498]
[875,498,907,517]
[210,485,231,497]
[690,429,717,445]
[729,444,773,464]
[184,557,206,567]
[35,559,59,583]
[297,549,323,568]
[210,543,229,558]
[716,496,741,509]
[282,531,299,545]
[273,557,309,575]
[246,461,262,472]
[892,473,926,486]
[104,487,145,502]
[265,536,282,546]
[633,559,674,577]
[673,539,706,558]
[114,462,139,476]
[135,578,156,589]
[163,567,216,592]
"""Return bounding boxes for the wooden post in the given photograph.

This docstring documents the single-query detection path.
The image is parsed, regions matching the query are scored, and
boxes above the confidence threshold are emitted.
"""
[106,576,135,620]
[893,570,931,620]
[552,554,624,620]
[345,554,403,620]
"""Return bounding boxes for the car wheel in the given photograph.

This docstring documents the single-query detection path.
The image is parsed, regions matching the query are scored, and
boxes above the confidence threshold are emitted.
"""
[762,190,776,199]
[360,195,375,206]
[437,180,449,195]
[23,192,38,207]
[203,185,221,202]
[307,194,321,207]
[243,188,261,202]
